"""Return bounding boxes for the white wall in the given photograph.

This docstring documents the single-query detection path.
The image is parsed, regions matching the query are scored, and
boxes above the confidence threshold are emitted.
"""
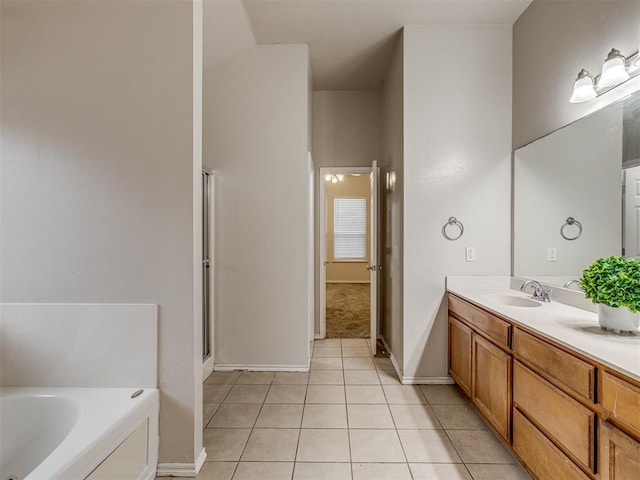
[312,91,382,168]
[204,44,311,368]
[381,35,404,371]
[0,0,201,467]
[513,0,640,148]
[0,304,157,388]
[514,103,623,279]
[312,90,382,334]
[203,0,255,70]
[402,26,512,380]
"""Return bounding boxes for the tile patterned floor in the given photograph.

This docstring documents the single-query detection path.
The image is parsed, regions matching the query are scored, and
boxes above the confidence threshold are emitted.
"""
[162,338,532,480]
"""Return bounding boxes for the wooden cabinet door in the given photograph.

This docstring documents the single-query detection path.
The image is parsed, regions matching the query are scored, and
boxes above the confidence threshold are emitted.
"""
[600,420,640,480]
[448,315,472,396]
[472,334,511,441]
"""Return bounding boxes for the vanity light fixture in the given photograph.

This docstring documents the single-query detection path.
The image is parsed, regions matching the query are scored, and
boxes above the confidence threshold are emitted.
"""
[570,46,640,103]
[569,69,597,103]
[598,48,630,87]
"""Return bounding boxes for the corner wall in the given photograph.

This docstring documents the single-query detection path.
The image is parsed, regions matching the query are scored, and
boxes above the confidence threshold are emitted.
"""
[381,35,405,371]
[402,26,512,380]
[513,0,640,148]
[0,0,200,466]
[204,44,311,368]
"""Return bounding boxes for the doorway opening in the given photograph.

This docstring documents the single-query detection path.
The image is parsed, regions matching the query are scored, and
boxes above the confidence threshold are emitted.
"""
[319,163,380,352]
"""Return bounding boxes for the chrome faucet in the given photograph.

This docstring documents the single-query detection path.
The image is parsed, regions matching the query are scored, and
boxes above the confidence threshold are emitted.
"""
[563,279,582,291]
[520,280,552,302]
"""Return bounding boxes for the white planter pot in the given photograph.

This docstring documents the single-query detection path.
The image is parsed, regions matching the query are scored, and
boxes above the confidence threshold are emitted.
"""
[597,304,640,333]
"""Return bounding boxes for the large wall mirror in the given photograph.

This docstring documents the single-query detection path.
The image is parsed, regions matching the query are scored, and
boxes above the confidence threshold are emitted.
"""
[513,89,640,288]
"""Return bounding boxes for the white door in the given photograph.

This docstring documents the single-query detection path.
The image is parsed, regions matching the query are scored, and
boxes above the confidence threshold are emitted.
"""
[369,161,380,353]
[624,166,640,258]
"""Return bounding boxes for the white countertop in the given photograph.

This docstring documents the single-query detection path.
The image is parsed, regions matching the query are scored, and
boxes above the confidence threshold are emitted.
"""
[447,276,640,382]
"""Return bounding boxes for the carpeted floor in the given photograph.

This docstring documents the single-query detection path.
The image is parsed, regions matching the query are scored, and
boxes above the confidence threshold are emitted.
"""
[326,283,370,338]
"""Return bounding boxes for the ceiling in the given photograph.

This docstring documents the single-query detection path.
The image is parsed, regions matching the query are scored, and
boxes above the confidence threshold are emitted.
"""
[242,0,532,90]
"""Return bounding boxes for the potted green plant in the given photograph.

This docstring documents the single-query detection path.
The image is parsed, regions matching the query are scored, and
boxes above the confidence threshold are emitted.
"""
[580,256,640,333]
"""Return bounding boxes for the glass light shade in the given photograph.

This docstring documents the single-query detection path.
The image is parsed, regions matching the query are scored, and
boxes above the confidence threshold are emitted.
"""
[569,69,596,103]
[336,174,344,181]
[324,174,332,182]
[598,49,629,87]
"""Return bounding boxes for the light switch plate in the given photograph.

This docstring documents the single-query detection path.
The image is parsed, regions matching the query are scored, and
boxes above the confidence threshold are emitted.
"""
[465,247,476,262]
[547,247,557,262]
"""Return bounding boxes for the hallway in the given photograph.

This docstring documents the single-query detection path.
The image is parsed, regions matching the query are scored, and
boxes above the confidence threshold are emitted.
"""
[325,284,370,338]
[191,339,531,480]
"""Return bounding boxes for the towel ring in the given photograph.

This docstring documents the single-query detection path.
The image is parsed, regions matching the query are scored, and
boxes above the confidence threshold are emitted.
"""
[442,217,464,241]
[561,217,582,241]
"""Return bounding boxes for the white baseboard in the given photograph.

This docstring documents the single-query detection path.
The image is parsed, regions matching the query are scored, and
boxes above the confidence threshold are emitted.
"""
[156,448,207,477]
[314,334,324,339]
[401,376,455,385]
[140,465,157,480]
[202,356,214,382]
[214,363,310,372]
[380,336,404,382]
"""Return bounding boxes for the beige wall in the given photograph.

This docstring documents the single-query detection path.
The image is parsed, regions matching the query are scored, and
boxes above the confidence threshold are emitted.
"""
[203,44,311,368]
[513,0,640,148]
[312,90,383,334]
[402,26,512,380]
[324,175,371,283]
[381,34,405,369]
[203,0,255,71]
[0,0,200,466]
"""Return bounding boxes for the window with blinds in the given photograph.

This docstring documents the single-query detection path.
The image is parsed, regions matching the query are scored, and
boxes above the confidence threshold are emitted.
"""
[333,197,366,259]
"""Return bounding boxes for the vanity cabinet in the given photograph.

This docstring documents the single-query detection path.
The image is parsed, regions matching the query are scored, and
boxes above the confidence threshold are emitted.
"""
[448,292,640,480]
[601,371,640,435]
[513,409,590,480]
[599,419,640,480]
[513,328,595,403]
[513,361,595,473]
[448,315,472,395]
[448,295,512,442]
[472,334,511,440]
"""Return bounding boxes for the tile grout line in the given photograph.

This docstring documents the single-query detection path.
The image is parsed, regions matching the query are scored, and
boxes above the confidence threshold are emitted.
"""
[289,372,310,480]
[342,348,355,480]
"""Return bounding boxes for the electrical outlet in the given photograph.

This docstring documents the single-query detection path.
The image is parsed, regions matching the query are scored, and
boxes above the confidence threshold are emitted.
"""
[547,247,557,262]
[465,247,476,262]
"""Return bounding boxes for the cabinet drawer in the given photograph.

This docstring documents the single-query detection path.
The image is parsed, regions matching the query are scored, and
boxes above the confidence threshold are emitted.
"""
[600,419,640,480]
[513,409,590,480]
[513,328,595,403]
[448,294,510,348]
[601,371,640,436]
[514,362,595,472]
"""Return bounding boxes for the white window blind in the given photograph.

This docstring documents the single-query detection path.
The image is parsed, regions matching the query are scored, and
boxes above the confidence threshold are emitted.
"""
[334,197,366,259]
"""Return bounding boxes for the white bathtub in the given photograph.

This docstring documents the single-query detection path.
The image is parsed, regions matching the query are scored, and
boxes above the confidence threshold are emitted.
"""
[0,387,158,480]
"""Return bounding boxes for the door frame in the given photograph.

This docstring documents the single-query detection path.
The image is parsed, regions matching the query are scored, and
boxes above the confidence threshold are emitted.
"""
[318,166,372,339]
[202,169,215,381]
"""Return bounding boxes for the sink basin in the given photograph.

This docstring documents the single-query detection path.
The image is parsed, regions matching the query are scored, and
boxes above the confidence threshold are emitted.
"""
[482,294,541,308]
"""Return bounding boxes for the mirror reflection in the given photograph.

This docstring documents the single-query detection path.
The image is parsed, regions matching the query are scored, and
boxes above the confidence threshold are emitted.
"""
[513,90,640,288]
